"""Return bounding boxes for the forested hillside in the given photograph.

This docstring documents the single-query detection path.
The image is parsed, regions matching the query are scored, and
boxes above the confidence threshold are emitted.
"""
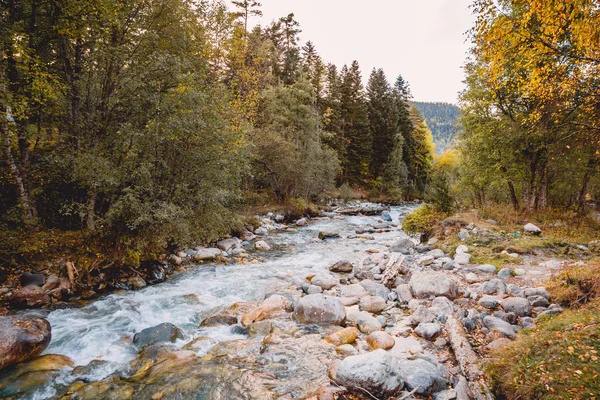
[0,0,434,261]
[414,102,460,154]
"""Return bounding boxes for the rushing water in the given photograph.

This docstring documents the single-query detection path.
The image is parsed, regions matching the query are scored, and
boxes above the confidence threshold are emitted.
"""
[28,205,416,395]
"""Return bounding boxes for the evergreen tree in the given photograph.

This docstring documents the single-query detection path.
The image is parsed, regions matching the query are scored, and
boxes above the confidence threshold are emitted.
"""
[231,0,263,35]
[409,105,435,195]
[340,61,371,184]
[279,13,301,84]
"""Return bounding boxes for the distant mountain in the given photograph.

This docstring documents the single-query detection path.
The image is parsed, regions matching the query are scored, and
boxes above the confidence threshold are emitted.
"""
[413,102,460,154]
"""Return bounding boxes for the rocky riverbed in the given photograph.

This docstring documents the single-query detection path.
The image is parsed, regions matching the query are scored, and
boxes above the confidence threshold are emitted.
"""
[0,204,575,399]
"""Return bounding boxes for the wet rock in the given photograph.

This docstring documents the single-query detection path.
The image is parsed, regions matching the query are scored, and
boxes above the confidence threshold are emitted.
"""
[133,323,183,347]
[399,358,447,396]
[193,248,221,261]
[128,275,147,290]
[366,331,395,350]
[296,218,308,226]
[415,322,442,341]
[482,278,507,295]
[524,223,541,235]
[241,231,256,241]
[0,354,73,398]
[182,336,216,352]
[334,349,404,398]
[255,240,271,251]
[410,272,459,300]
[8,286,50,309]
[325,327,359,346]
[483,316,517,337]
[199,314,238,327]
[293,294,346,325]
[242,295,293,326]
[318,230,340,240]
[311,274,338,290]
[359,295,387,314]
[0,314,52,370]
[19,272,45,287]
[255,227,269,236]
[501,297,532,317]
[329,261,353,273]
[360,280,390,298]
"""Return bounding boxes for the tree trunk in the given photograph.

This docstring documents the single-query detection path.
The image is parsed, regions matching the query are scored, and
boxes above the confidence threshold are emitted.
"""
[1,107,37,226]
[86,188,97,231]
[501,166,519,210]
[578,155,599,213]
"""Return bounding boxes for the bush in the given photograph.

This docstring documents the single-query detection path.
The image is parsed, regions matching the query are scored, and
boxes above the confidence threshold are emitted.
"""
[402,204,447,235]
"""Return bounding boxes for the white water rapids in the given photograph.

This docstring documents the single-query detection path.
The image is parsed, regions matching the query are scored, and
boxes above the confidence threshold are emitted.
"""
[26,205,416,396]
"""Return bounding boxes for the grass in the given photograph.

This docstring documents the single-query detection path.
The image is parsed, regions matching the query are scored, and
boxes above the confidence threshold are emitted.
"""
[546,259,600,307]
[486,300,600,400]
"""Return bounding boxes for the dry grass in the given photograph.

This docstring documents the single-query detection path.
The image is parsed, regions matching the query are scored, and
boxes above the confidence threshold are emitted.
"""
[486,300,600,400]
[546,259,600,307]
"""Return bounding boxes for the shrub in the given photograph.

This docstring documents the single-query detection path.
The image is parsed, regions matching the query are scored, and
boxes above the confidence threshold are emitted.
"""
[402,204,447,235]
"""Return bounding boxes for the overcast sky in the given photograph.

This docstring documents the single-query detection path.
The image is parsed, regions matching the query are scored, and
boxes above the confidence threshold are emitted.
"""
[246,0,475,104]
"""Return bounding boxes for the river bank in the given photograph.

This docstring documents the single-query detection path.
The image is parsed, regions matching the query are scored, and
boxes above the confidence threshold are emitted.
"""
[0,203,597,399]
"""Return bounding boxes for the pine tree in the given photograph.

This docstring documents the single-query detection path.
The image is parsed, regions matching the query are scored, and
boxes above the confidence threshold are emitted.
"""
[232,0,263,35]
[394,75,417,193]
[279,13,301,84]
[367,69,398,179]
[340,61,371,184]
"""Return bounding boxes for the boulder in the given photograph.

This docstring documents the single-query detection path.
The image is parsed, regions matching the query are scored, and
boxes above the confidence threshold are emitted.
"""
[19,272,45,287]
[341,284,369,298]
[329,261,354,273]
[8,286,50,309]
[348,311,383,334]
[478,296,500,309]
[254,240,271,251]
[523,287,550,300]
[293,294,346,325]
[418,255,435,266]
[409,272,458,299]
[318,230,340,240]
[334,350,404,398]
[483,316,517,337]
[482,278,507,295]
[523,223,541,235]
[455,245,469,254]
[193,248,221,261]
[359,295,387,314]
[296,218,308,226]
[241,295,292,326]
[390,238,415,252]
[133,323,184,347]
[414,322,442,340]
[311,274,338,290]
[454,253,471,265]
[216,238,239,252]
[427,249,446,259]
[396,284,413,304]
[477,264,497,274]
[0,354,73,398]
[336,344,358,357]
[381,211,393,222]
[241,231,256,241]
[398,358,448,396]
[0,314,51,369]
[501,297,532,317]
[199,314,238,327]
[365,331,395,350]
[360,280,390,298]
[325,327,359,346]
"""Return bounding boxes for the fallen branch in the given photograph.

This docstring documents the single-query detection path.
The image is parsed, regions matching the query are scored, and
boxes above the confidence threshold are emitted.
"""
[66,261,78,289]
[381,253,406,288]
[446,316,494,400]
[398,386,419,400]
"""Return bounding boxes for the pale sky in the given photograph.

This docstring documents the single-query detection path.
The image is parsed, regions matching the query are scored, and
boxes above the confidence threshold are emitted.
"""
[246,0,475,104]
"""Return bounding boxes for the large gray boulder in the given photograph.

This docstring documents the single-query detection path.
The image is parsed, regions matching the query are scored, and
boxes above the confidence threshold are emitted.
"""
[410,271,459,299]
[483,316,517,337]
[293,294,346,325]
[398,358,448,396]
[501,297,532,317]
[133,323,184,347]
[335,350,404,398]
[0,314,52,369]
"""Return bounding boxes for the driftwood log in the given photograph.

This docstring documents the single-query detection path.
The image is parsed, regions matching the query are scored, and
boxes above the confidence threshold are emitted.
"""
[446,316,494,400]
[381,253,406,288]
